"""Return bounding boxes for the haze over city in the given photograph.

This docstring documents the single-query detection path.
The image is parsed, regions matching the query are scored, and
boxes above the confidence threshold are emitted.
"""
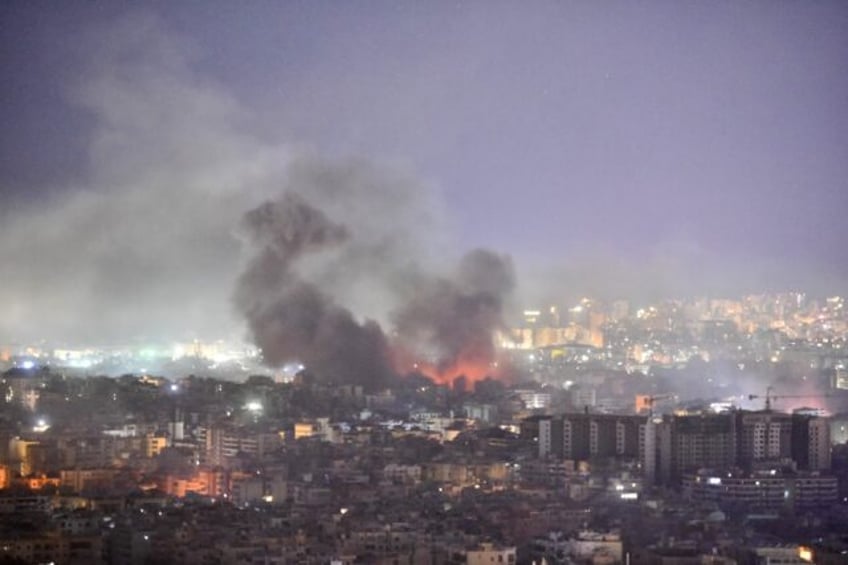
[3,4,848,564]
[1,2,847,348]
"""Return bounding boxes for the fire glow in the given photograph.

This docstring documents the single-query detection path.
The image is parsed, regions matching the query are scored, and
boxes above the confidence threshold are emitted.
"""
[397,348,508,389]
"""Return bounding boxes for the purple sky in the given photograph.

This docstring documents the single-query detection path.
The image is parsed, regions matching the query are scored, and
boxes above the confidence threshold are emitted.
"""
[0,2,846,342]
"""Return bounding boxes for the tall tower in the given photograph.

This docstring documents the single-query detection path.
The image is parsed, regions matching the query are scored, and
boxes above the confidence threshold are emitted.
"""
[792,413,831,471]
[640,419,657,485]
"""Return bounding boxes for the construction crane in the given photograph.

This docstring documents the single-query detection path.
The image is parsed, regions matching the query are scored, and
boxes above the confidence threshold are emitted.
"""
[748,386,831,411]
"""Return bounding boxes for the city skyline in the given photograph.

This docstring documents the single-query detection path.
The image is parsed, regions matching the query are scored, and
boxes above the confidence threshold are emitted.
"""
[2,5,848,562]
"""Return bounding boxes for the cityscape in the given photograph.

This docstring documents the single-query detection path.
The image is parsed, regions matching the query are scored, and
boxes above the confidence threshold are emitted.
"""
[2,2,848,565]
[1,292,847,563]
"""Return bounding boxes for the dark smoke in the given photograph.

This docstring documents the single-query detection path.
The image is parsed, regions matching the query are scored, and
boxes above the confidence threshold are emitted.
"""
[393,249,516,373]
[234,192,395,389]
[233,164,516,389]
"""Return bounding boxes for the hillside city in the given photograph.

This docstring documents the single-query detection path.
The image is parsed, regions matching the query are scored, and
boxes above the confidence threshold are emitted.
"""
[1,292,847,564]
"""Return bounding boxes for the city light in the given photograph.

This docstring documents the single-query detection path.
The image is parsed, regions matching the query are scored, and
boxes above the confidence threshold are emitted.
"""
[32,418,50,433]
[0,3,843,559]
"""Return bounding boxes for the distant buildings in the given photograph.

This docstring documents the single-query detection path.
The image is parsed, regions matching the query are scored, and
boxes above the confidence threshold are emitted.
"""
[656,410,832,485]
[535,407,834,497]
[466,542,517,564]
[0,290,845,563]
[683,469,838,511]
[538,413,647,462]
[656,412,738,485]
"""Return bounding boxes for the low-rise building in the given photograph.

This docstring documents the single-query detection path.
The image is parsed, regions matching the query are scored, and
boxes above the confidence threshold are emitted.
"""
[682,470,837,512]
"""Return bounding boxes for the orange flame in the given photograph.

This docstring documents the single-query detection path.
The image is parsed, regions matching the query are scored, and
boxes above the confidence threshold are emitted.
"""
[392,346,505,388]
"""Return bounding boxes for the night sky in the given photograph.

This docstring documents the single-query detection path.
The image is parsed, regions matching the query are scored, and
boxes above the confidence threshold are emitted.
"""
[1,2,847,344]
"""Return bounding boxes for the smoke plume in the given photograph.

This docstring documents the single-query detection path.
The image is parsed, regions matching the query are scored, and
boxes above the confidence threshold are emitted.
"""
[393,249,516,379]
[0,13,517,388]
[233,167,516,389]
[233,192,395,389]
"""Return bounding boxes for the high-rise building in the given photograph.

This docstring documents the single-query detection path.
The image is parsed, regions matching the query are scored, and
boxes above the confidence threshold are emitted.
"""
[657,413,737,484]
[792,413,831,471]
[538,413,646,463]
[735,411,793,469]
[641,419,657,485]
[538,409,832,486]
[656,410,832,485]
